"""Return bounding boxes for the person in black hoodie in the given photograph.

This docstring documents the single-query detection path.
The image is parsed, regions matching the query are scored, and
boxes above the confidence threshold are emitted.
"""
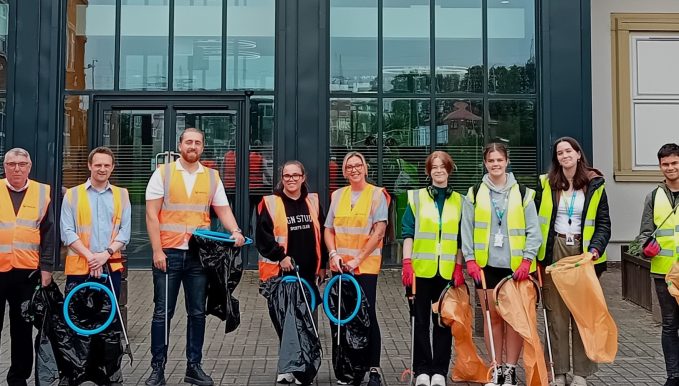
[535,137,611,386]
[255,160,328,384]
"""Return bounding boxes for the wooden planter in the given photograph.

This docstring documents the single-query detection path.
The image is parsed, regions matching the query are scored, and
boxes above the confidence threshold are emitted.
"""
[621,245,661,321]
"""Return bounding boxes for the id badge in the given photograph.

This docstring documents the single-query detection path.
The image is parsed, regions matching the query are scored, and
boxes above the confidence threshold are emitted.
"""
[493,231,504,247]
[565,233,575,246]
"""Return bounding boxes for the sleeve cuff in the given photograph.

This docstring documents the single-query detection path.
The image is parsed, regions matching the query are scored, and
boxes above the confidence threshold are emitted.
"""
[64,234,80,247]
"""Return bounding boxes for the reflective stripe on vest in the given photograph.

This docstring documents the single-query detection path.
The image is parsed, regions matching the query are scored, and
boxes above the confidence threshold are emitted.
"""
[652,188,679,275]
[258,193,322,282]
[408,188,461,280]
[537,174,607,264]
[64,183,127,275]
[0,180,51,272]
[159,162,217,248]
[332,184,388,275]
[469,183,536,272]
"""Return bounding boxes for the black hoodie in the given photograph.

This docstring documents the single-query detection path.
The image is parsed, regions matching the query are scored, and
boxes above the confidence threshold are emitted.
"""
[255,184,329,282]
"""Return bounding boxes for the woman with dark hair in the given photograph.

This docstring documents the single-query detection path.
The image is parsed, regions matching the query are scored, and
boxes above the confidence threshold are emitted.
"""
[255,160,328,384]
[401,151,464,386]
[461,142,542,386]
[535,137,610,386]
[325,151,390,386]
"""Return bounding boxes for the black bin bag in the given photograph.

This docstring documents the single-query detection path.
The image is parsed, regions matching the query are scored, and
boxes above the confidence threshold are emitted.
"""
[261,277,321,385]
[189,233,243,333]
[325,277,371,383]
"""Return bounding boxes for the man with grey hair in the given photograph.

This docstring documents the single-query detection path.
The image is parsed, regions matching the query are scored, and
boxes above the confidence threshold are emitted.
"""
[0,147,54,386]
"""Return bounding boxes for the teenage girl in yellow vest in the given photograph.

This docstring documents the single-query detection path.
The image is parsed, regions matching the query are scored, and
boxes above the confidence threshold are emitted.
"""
[255,160,328,384]
[461,142,542,386]
[536,137,610,386]
[325,151,389,386]
[635,143,679,386]
[401,151,464,386]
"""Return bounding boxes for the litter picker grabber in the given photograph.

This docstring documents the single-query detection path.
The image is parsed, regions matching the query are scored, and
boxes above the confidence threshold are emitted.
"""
[400,274,416,385]
[537,268,556,385]
[289,258,319,338]
[104,265,133,364]
[164,270,168,366]
[480,270,499,376]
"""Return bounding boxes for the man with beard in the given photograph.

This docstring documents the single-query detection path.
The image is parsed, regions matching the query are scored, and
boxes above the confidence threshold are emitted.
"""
[60,146,131,385]
[144,128,245,386]
[635,143,679,386]
[0,147,54,386]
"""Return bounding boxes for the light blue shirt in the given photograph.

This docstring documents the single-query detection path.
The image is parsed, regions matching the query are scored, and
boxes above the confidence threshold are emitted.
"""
[60,180,131,253]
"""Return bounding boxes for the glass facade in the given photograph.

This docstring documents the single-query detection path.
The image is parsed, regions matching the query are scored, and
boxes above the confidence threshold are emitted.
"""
[0,0,8,170]
[329,0,538,264]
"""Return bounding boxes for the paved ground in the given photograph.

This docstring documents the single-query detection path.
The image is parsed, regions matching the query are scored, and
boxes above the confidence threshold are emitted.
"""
[0,267,668,385]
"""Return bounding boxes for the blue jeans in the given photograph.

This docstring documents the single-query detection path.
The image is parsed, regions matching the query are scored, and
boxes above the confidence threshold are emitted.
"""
[656,278,679,379]
[150,249,207,366]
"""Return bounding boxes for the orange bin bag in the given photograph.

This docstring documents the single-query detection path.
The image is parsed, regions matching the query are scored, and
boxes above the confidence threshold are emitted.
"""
[433,285,490,384]
[494,279,549,386]
[545,253,618,363]
[666,261,679,303]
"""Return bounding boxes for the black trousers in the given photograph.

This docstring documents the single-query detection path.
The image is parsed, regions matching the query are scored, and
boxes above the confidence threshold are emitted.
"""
[0,269,37,386]
[354,274,381,368]
[413,275,452,376]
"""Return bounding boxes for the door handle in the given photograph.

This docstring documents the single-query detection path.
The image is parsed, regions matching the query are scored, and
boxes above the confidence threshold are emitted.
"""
[153,151,181,170]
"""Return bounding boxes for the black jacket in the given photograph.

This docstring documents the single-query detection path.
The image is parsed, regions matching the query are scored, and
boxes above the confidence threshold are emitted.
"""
[536,175,611,273]
[255,185,329,282]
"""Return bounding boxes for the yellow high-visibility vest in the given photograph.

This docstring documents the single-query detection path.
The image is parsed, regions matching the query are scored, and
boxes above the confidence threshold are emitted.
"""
[652,187,679,275]
[407,188,461,279]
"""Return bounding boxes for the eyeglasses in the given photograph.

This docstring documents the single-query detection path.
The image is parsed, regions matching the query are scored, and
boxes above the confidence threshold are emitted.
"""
[345,163,364,172]
[4,162,30,169]
[282,173,304,182]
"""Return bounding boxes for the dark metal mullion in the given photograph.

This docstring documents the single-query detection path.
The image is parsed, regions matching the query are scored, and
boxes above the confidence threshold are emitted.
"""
[376,0,383,186]
[221,0,228,91]
[482,0,488,141]
[429,0,436,152]
[168,0,175,91]
[114,0,121,90]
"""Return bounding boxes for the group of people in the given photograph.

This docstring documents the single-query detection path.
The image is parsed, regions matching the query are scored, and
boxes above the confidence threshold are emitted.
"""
[0,129,678,386]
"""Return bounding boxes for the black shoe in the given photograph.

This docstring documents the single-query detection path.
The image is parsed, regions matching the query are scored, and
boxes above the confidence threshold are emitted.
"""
[367,370,381,386]
[502,365,517,386]
[145,363,166,386]
[184,363,214,386]
[351,371,365,386]
[484,365,504,386]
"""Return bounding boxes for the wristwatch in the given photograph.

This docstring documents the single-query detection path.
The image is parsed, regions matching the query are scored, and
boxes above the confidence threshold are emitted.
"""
[106,247,115,256]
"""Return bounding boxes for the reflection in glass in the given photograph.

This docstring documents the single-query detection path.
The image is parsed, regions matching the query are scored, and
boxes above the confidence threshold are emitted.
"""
[226,0,275,90]
[104,109,165,265]
[488,99,536,186]
[329,98,378,192]
[62,95,91,189]
[383,0,430,93]
[435,99,484,191]
[65,0,116,90]
[435,0,483,93]
[330,0,378,92]
[174,0,222,90]
[488,0,536,94]
[120,0,169,90]
[0,0,6,168]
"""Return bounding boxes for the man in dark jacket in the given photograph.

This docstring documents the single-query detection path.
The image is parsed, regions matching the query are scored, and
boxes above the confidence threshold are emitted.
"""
[635,143,679,386]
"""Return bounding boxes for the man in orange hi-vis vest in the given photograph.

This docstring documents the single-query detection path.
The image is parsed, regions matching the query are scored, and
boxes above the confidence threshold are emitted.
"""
[60,146,131,384]
[0,147,54,386]
[145,128,245,386]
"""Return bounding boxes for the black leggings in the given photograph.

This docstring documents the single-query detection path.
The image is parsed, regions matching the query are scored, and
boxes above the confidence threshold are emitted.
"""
[354,274,381,368]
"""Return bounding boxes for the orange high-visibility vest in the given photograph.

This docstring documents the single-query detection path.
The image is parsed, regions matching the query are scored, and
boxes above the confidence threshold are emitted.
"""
[332,184,389,275]
[64,183,128,275]
[257,193,322,282]
[0,179,51,272]
[158,162,219,249]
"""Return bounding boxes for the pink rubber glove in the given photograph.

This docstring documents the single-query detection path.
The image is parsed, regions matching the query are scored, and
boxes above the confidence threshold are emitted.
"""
[643,238,661,258]
[402,259,414,287]
[466,260,482,285]
[513,259,532,281]
[453,263,465,288]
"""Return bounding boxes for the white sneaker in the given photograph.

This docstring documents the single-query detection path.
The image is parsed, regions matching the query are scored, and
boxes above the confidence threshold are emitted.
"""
[430,374,446,386]
[277,373,295,384]
[415,374,431,386]
[553,374,566,386]
[571,375,588,386]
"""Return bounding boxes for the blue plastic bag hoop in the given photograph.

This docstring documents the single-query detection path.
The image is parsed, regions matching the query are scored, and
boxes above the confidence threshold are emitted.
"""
[323,274,362,326]
[281,276,317,310]
[192,229,253,245]
[63,281,116,336]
